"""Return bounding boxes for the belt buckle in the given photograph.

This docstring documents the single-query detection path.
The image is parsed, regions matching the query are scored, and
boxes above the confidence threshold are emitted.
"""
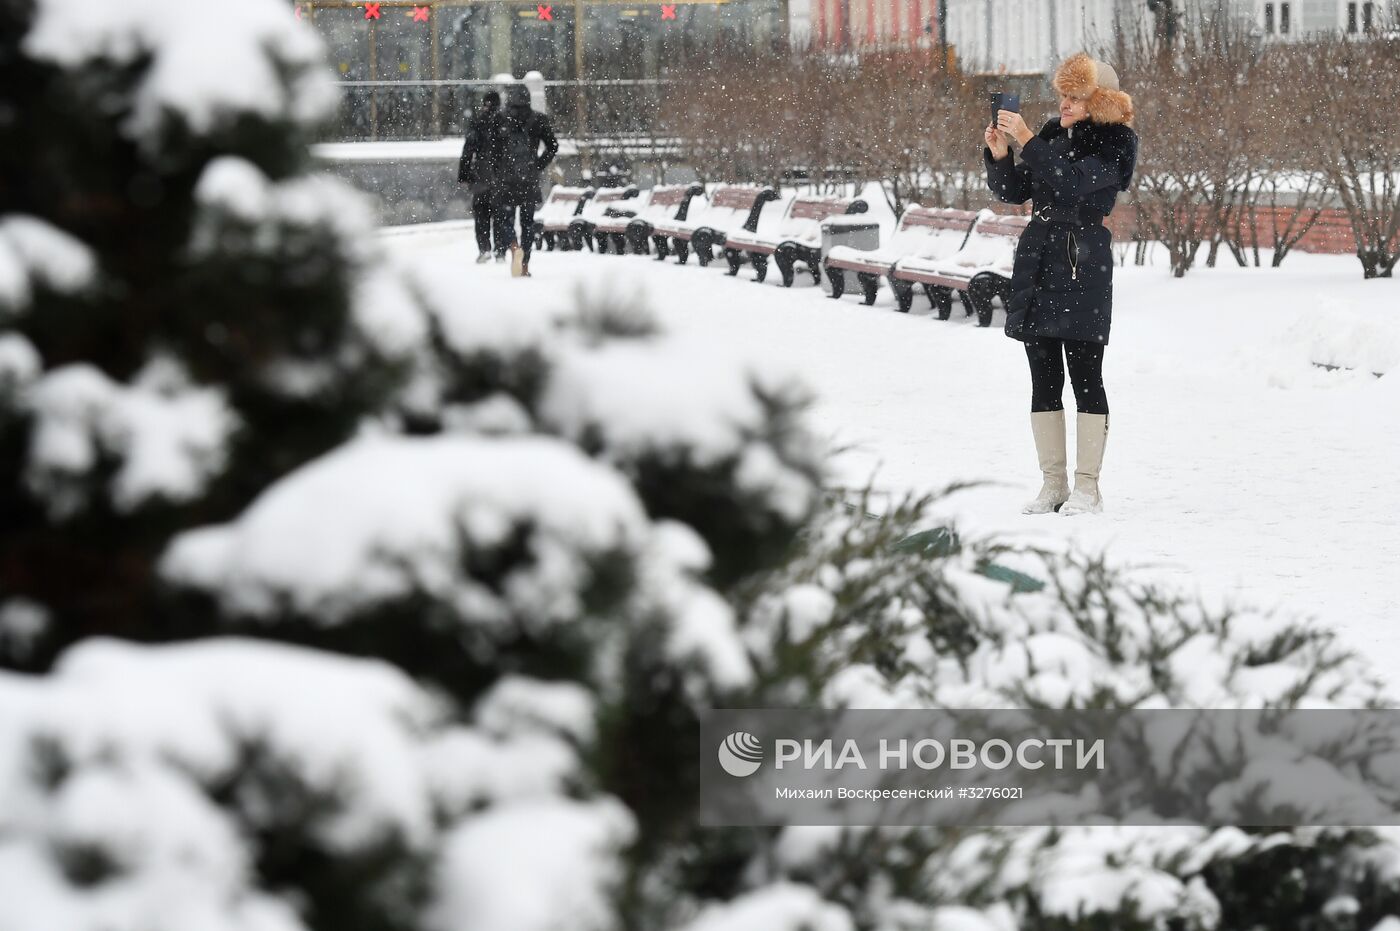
[1033,204,1053,223]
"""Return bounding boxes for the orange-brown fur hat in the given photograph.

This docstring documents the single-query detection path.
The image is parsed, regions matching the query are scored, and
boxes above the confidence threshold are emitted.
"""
[1052,53,1134,126]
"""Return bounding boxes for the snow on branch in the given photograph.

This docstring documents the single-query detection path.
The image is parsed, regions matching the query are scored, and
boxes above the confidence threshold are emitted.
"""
[22,0,336,147]
[161,435,651,629]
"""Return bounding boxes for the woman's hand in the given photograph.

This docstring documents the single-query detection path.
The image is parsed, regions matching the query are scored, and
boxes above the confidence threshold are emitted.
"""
[985,122,1009,160]
[995,110,1034,147]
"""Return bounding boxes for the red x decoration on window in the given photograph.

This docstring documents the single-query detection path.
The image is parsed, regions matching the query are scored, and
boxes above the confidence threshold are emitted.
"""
[536,4,553,20]
[410,5,429,21]
[363,2,381,18]
[661,4,677,19]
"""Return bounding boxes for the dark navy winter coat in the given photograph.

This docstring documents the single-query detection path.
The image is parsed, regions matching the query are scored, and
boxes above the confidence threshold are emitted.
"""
[984,118,1137,345]
[457,105,498,191]
[485,104,559,208]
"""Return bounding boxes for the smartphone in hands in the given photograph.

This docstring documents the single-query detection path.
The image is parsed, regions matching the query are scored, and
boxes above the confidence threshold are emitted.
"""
[990,92,1021,130]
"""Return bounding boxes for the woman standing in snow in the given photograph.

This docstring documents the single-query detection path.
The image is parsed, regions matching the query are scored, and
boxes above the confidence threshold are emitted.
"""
[984,54,1137,516]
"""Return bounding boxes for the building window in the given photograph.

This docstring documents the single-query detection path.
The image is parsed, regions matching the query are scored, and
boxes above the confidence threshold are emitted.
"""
[1264,2,1274,33]
[1363,1,1374,31]
[1279,1,1290,32]
[1347,1,1358,32]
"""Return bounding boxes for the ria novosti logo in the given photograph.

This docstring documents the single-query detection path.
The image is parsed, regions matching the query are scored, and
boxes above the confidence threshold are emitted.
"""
[718,731,764,777]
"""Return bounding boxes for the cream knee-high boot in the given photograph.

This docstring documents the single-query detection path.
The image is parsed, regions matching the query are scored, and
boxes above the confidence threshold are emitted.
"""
[1022,410,1070,515]
[1061,412,1108,516]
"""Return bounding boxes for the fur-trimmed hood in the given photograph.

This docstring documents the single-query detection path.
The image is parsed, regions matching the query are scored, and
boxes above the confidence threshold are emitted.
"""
[1053,52,1134,127]
[1035,117,1138,192]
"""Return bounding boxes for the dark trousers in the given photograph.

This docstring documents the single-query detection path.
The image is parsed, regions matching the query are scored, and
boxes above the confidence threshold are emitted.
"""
[1025,337,1108,415]
[492,200,539,264]
[472,192,494,254]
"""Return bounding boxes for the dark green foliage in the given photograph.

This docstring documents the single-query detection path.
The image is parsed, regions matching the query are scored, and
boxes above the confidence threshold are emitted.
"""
[0,0,404,669]
[1200,831,1400,931]
[207,738,432,931]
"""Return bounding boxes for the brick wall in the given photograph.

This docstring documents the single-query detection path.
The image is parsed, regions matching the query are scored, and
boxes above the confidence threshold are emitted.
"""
[995,203,1362,255]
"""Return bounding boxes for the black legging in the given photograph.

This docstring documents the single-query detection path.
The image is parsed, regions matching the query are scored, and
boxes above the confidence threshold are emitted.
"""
[492,200,538,263]
[1025,337,1108,414]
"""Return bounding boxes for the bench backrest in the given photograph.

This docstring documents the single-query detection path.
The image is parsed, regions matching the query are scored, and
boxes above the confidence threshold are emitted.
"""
[977,214,1032,240]
[898,206,980,235]
[537,186,594,224]
[577,185,639,221]
[945,212,1031,270]
[888,206,979,256]
[778,195,868,240]
[635,183,704,223]
[690,185,778,233]
[545,185,592,206]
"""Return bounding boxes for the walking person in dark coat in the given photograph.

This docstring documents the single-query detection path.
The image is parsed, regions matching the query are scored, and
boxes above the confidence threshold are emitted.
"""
[459,90,501,264]
[984,53,1138,517]
[487,84,559,277]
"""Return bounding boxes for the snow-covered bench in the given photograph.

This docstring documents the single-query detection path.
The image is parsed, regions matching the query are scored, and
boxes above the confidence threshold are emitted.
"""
[891,213,1030,326]
[724,194,868,286]
[609,183,705,256]
[586,187,650,254]
[535,186,595,251]
[823,206,979,307]
[568,186,640,252]
[650,185,779,266]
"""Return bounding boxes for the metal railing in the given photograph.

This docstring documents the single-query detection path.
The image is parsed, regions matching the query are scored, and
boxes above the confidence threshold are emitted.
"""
[323,78,673,142]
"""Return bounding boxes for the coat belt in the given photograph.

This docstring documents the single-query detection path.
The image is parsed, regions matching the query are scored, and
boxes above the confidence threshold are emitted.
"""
[1030,203,1105,226]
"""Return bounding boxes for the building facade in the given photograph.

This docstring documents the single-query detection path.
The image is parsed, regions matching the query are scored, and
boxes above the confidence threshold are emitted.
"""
[306,0,789,84]
[802,0,939,51]
[301,0,789,138]
[940,0,1398,76]
[941,0,1140,75]
[1253,0,1397,38]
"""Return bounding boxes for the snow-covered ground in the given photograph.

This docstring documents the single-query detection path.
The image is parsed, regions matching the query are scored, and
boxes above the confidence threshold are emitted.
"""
[388,223,1400,679]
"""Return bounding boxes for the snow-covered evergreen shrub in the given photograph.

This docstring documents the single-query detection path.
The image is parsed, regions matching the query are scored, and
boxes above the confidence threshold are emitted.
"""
[672,492,1400,931]
[394,262,824,588]
[0,0,418,666]
[0,2,819,928]
[5,0,1400,929]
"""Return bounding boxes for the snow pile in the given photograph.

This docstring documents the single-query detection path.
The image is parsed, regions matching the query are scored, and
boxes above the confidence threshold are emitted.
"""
[351,264,432,363]
[408,257,560,362]
[636,520,753,690]
[398,253,561,418]
[542,338,781,465]
[429,798,634,931]
[188,157,426,395]
[24,360,236,517]
[0,599,50,666]
[160,432,761,691]
[162,435,649,628]
[22,0,336,147]
[0,334,41,401]
[0,638,627,931]
[190,158,379,267]
[539,336,822,531]
[1276,297,1400,376]
[680,883,855,931]
[0,216,97,313]
[372,246,827,594]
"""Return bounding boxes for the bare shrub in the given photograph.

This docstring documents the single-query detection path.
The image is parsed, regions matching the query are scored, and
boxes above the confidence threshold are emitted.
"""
[1120,17,1258,277]
[1223,42,1332,267]
[1305,31,1400,278]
